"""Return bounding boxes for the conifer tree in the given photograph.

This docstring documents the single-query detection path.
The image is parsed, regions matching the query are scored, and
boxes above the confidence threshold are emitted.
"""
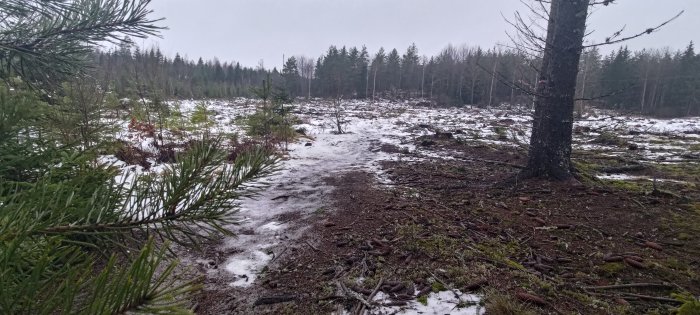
[0,1,277,313]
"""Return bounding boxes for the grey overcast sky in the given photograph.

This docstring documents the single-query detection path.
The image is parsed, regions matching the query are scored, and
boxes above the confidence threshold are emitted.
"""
[137,0,699,68]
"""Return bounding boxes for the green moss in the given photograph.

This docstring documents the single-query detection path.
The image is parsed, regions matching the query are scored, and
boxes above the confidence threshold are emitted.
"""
[417,295,429,306]
[398,223,460,258]
[597,262,624,277]
[314,207,325,215]
[688,143,700,151]
[665,258,686,270]
[673,293,700,315]
[492,126,508,140]
[657,163,700,181]
[431,281,446,293]
[605,179,649,193]
[691,203,700,215]
[505,259,526,271]
[572,160,599,175]
[593,131,627,146]
[677,232,692,240]
[484,290,537,315]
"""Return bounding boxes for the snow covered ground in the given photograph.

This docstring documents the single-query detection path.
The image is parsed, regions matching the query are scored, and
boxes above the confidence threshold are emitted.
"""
[370,290,483,315]
[101,98,699,312]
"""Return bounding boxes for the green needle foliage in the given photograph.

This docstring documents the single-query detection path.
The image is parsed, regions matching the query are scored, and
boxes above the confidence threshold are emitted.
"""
[0,135,276,313]
[245,75,297,146]
[0,0,163,86]
[1,0,278,313]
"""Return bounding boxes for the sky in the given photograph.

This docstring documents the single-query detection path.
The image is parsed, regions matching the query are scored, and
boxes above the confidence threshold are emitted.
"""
[136,0,699,68]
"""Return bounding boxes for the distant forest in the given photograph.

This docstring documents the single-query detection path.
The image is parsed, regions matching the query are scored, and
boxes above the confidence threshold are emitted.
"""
[93,40,700,117]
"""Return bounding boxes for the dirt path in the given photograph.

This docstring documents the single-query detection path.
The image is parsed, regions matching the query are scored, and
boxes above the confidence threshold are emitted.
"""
[163,100,700,314]
[184,109,418,313]
[195,132,699,315]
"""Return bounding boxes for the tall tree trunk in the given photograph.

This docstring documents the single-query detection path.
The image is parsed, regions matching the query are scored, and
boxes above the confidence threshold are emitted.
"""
[488,57,498,107]
[577,52,589,117]
[458,74,464,103]
[372,67,378,101]
[510,65,516,105]
[421,64,425,98]
[640,60,650,113]
[521,0,590,180]
[470,70,477,105]
[366,67,369,99]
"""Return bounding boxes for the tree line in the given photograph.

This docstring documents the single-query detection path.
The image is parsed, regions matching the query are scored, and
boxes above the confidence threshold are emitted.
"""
[94,40,699,118]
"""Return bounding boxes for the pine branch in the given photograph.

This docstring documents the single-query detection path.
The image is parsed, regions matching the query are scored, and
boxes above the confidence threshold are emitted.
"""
[8,139,278,248]
[0,0,165,87]
[80,239,197,314]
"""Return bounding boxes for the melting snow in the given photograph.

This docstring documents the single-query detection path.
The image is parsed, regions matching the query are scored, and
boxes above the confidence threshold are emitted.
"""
[371,290,483,315]
[98,98,698,309]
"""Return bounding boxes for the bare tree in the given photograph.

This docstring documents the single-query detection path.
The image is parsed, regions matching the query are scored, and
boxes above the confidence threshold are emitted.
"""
[297,55,315,99]
[505,0,683,180]
[330,97,346,134]
[519,0,590,180]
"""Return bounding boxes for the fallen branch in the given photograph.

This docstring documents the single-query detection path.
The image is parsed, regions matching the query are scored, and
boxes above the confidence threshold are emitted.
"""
[271,195,291,201]
[428,271,461,300]
[269,247,288,264]
[355,277,384,315]
[583,283,673,290]
[599,164,645,173]
[340,282,372,308]
[253,295,298,306]
[304,240,319,251]
[453,155,525,169]
[618,293,682,304]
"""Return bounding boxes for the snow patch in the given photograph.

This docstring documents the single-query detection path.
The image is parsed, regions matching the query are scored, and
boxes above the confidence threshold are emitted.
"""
[371,290,482,315]
[225,248,273,287]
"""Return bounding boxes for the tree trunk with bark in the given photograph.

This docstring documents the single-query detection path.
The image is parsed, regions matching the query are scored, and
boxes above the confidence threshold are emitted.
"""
[521,0,590,180]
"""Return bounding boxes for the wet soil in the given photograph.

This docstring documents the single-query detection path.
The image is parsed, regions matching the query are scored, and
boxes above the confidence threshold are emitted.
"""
[193,134,700,314]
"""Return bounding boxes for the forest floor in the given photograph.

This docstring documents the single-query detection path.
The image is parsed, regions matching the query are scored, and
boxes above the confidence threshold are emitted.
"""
[105,99,700,314]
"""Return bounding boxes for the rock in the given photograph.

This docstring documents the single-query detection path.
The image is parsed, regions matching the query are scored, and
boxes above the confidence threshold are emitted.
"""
[628,143,639,150]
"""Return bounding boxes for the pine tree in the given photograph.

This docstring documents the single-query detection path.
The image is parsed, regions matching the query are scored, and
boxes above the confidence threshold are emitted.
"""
[385,49,402,92]
[402,43,420,95]
[282,56,300,97]
[371,48,386,99]
[0,1,277,313]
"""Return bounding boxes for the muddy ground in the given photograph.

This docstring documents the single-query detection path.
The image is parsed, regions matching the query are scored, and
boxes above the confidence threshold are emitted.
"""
[189,133,700,315]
